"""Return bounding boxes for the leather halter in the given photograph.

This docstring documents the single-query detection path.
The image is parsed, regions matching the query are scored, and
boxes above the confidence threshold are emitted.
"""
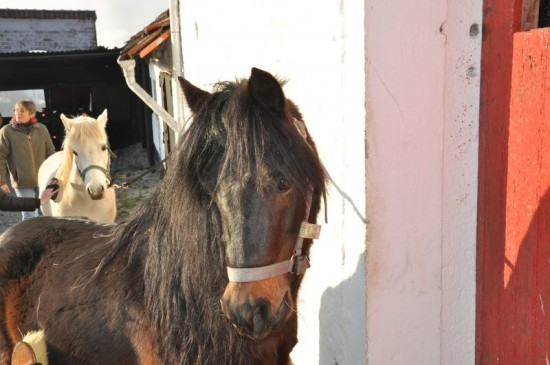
[76,147,114,184]
[226,118,322,283]
[78,165,110,181]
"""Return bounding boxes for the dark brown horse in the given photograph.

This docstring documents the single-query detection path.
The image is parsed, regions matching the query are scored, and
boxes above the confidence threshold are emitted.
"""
[0,67,327,365]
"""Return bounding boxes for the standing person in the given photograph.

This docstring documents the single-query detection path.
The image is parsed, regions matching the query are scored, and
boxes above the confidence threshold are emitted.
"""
[0,100,56,220]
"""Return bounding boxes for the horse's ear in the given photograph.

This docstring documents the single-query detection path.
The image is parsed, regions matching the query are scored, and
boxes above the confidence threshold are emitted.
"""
[97,109,108,128]
[248,67,285,114]
[60,113,72,132]
[178,76,211,114]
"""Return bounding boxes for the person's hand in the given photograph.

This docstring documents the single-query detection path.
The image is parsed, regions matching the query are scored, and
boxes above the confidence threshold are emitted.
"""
[40,178,60,205]
[0,184,10,194]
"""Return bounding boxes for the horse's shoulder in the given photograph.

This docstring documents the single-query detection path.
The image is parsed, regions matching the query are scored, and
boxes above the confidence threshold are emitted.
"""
[0,220,49,280]
[0,217,107,280]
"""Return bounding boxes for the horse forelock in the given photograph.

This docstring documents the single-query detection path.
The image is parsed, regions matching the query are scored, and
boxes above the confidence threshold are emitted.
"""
[67,116,108,144]
[58,116,108,183]
[212,80,327,197]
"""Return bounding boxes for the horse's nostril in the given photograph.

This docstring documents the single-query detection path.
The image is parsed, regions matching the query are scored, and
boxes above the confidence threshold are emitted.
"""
[87,185,105,200]
[225,298,271,339]
[252,300,271,333]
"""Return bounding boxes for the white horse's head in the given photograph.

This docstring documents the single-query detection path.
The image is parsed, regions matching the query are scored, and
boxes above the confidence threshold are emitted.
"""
[60,110,112,200]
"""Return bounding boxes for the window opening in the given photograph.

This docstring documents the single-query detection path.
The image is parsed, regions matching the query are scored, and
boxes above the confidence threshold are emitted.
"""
[540,0,550,27]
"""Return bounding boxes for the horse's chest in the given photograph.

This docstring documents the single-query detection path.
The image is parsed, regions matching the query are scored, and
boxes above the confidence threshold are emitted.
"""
[52,187,116,223]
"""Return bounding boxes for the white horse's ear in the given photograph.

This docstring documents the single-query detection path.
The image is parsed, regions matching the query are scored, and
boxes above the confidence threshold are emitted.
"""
[97,109,108,128]
[60,114,72,132]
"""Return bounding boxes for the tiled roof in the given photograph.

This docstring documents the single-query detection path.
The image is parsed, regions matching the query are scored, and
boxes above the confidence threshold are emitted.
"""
[0,9,96,20]
[119,10,170,60]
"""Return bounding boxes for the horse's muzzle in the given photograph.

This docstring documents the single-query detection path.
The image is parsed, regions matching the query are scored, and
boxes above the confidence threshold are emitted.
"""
[221,279,292,341]
[87,184,106,200]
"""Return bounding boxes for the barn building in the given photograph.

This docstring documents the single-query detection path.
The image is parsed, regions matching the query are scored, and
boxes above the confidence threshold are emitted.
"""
[1,0,548,363]
[120,0,550,363]
[0,9,141,150]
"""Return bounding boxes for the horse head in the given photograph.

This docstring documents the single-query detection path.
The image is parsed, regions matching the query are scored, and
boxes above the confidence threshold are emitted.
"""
[60,110,112,200]
[179,68,326,341]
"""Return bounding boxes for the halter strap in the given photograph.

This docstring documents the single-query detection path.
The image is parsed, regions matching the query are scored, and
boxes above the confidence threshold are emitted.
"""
[77,146,115,183]
[78,165,110,181]
[226,117,321,283]
[226,187,321,282]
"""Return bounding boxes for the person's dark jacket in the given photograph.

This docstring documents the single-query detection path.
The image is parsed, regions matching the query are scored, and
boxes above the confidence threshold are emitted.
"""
[0,189,39,211]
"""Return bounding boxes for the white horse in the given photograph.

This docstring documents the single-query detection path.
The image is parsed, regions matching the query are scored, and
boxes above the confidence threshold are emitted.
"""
[38,110,117,223]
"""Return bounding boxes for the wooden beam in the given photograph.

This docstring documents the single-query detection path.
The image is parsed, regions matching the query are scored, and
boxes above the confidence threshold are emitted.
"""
[139,30,171,59]
[521,0,541,30]
[476,0,524,362]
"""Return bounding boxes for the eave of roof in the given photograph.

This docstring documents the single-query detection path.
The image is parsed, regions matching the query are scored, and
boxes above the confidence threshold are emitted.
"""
[0,8,96,20]
[0,48,124,91]
[119,9,170,60]
[0,47,119,59]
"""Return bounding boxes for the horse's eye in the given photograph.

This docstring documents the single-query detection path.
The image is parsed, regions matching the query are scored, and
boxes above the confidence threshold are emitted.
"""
[101,145,107,151]
[277,178,291,191]
[72,150,78,156]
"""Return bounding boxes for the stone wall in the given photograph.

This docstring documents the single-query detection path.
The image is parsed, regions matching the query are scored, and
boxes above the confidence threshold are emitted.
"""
[0,9,97,52]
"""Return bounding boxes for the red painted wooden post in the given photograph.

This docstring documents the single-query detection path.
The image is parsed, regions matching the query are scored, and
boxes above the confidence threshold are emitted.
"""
[476,1,523,363]
[478,25,550,363]
[505,28,550,363]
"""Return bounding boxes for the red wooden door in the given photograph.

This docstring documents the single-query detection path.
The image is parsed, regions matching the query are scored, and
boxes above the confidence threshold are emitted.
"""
[477,1,550,362]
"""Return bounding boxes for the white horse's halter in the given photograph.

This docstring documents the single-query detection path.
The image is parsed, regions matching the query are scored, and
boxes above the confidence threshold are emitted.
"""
[226,118,322,283]
[75,146,115,185]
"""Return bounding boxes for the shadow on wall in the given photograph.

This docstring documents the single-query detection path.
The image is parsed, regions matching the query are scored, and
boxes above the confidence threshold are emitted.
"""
[319,252,366,365]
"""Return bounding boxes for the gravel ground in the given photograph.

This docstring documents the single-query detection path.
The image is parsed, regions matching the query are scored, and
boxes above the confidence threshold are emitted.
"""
[0,143,161,235]
[0,210,19,232]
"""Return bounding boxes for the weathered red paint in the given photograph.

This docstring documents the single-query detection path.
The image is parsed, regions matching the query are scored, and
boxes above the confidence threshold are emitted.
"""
[504,28,550,363]
[477,3,550,361]
[476,1,522,363]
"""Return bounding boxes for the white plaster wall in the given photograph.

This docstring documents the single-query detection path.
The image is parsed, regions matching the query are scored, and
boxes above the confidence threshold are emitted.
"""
[440,2,481,363]
[175,0,480,363]
[178,1,367,364]
[365,0,480,364]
